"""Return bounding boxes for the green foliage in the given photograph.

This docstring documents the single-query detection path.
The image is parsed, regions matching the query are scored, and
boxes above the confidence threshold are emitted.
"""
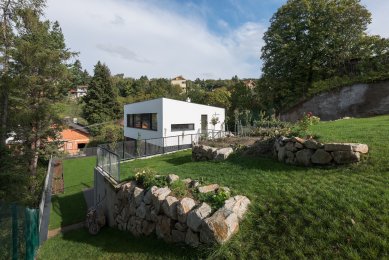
[134,168,167,189]
[293,112,320,137]
[82,61,120,131]
[169,180,188,198]
[194,187,231,212]
[93,123,123,150]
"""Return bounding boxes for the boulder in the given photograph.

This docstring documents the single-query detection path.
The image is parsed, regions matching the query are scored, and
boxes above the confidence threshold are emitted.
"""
[156,215,173,242]
[332,151,361,164]
[167,174,179,184]
[277,147,286,162]
[135,202,146,219]
[304,139,321,149]
[182,178,192,186]
[177,197,196,223]
[294,142,304,149]
[172,230,186,243]
[175,222,188,232]
[162,196,179,220]
[286,151,295,159]
[187,202,212,232]
[141,220,155,236]
[214,148,233,161]
[133,187,144,207]
[185,229,200,247]
[189,180,200,188]
[150,208,158,222]
[151,187,171,213]
[206,147,218,160]
[198,184,219,194]
[200,208,239,244]
[143,186,157,205]
[285,142,297,152]
[311,149,333,165]
[223,195,251,221]
[295,149,314,166]
[291,137,305,144]
[128,200,137,216]
[325,143,368,154]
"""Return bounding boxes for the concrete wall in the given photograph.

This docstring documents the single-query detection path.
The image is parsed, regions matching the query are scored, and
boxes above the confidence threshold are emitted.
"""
[124,98,225,145]
[281,81,389,121]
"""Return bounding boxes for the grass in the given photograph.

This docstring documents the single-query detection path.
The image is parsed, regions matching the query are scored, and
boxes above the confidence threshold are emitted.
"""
[49,156,95,229]
[39,115,389,259]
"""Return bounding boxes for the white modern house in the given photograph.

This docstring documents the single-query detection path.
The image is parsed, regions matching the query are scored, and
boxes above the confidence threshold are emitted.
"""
[123,98,225,148]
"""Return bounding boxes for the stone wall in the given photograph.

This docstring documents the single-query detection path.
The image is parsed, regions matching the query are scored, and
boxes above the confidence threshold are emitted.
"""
[281,81,389,121]
[94,168,250,247]
[192,144,234,161]
[274,137,369,166]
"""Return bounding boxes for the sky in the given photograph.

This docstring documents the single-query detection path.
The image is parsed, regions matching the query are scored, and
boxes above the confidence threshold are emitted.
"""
[45,0,389,80]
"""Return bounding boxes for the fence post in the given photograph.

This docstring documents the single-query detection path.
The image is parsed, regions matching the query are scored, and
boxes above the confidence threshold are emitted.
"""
[191,134,193,147]
[145,140,147,156]
[135,140,138,158]
[162,137,165,154]
[178,136,180,150]
[122,141,124,160]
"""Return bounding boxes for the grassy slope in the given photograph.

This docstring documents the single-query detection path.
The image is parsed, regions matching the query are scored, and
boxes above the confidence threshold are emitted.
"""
[49,157,95,229]
[39,115,389,259]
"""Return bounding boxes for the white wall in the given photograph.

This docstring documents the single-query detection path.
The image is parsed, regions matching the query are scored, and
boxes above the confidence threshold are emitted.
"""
[123,99,163,141]
[162,98,225,145]
[124,98,225,146]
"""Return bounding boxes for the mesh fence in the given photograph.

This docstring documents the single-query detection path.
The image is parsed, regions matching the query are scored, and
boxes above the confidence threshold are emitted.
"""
[96,131,227,182]
[0,203,39,260]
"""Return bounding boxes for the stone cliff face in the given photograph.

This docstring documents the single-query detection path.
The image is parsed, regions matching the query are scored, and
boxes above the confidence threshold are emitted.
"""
[281,81,389,121]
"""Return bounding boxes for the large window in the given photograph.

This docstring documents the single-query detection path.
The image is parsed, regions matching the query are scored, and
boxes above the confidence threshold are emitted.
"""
[127,113,157,131]
[171,124,195,132]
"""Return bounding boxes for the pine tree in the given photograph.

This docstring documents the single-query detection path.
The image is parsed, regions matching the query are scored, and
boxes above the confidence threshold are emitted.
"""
[82,61,120,132]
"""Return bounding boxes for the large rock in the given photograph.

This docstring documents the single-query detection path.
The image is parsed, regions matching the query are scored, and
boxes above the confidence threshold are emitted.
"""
[285,142,297,152]
[141,220,155,236]
[214,148,233,161]
[200,208,239,244]
[177,197,196,223]
[311,149,333,165]
[156,215,173,242]
[151,187,171,213]
[277,146,286,162]
[133,187,144,207]
[332,151,361,164]
[206,147,218,160]
[304,139,321,149]
[136,202,146,219]
[172,230,186,243]
[198,184,219,194]
[187,202,212,232]
[167,174,179,184]
[143,186,157,205]
[325,143,368,154]
[162,196,179,220]
[223,195,251,221]
[175,222,188,232]
[185,229,200,247]
[295,149,314,166]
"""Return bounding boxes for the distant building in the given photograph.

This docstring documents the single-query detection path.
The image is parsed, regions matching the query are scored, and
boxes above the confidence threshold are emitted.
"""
[69,85,88,99]
[59,122,90,155]
[171,76,187,92]
[243,80,256,90]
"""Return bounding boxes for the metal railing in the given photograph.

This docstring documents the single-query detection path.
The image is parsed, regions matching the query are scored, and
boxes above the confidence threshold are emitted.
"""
[96,130,226,182]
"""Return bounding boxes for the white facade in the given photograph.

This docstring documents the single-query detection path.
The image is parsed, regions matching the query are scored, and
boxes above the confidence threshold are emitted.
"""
[124,98,225,146]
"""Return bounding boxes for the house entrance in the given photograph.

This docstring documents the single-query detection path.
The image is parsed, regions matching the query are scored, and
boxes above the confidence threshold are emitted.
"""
[201,114,208,134]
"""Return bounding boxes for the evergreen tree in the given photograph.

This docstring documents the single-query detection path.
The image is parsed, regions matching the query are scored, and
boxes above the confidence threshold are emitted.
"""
[82,61,120,130]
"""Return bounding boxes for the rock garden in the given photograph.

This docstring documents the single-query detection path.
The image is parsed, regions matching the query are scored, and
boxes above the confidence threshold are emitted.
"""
[95,170,250,247]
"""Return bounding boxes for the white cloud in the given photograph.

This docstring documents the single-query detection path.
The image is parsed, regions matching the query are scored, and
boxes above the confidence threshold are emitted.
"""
[363,0,389,38]
[45,0,265,79]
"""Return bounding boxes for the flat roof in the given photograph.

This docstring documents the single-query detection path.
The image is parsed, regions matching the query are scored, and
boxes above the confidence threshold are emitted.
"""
[124,97,225,110]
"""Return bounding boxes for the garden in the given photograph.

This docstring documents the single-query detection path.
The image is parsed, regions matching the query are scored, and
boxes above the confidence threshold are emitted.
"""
[37,115,389,259]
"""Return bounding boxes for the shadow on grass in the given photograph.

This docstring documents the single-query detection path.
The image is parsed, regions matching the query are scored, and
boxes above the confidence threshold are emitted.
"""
[51,190,88,229]
[55,227,201,259]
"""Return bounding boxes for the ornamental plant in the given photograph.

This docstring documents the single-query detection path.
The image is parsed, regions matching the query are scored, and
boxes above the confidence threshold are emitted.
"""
[294,112,320,137]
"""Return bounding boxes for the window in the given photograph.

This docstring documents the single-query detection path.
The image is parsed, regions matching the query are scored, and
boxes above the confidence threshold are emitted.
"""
[126,113,157,131]
[171,124,195,131]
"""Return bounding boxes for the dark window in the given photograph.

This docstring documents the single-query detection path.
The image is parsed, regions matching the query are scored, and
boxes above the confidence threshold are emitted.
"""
[171,124,195,131]
[126,113,157,131]
[77,143,86,149]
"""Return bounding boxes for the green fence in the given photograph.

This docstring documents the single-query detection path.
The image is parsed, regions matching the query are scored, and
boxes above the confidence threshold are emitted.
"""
[0,203,39,260]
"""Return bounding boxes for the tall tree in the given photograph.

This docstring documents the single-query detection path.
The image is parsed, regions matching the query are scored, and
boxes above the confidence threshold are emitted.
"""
[69,59,90,89]
[82,61,120,129]
[0,0,46,148]
[261,0,371,111]
[10,9,71,176]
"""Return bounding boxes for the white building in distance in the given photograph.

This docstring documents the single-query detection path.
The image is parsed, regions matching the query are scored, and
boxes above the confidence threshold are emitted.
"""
[171,76,187,92]
[123,98,225,147]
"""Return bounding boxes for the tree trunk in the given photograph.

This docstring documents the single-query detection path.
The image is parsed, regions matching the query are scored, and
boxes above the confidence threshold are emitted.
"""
[28,138,40,176]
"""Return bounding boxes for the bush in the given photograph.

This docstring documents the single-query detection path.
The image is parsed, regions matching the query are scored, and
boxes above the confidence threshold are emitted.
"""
[194,187,231,211]
[134,168,167,189]
[169,180,188,198]
[293,112,320,137]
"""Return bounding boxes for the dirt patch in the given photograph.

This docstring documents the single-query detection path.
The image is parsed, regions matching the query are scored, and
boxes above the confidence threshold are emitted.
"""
[51,160,64,195]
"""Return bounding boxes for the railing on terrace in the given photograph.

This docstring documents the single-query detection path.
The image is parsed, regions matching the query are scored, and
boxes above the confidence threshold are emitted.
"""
[96,130,227,182]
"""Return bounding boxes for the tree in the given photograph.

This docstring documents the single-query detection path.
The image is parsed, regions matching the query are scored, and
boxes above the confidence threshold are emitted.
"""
[261,0,371,111]
[82,61,120,131]
[0,0,46,148]
[10,9,71,176]
[69,59,90,90]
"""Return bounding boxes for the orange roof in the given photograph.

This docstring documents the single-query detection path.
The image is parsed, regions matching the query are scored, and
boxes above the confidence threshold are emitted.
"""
[172,76,185,80]
[61,128,90,141]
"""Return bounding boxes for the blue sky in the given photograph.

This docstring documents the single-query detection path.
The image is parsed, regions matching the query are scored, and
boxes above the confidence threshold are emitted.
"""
[46,0,389,80]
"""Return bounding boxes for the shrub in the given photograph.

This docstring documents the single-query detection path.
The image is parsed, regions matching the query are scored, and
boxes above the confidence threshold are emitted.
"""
[169,180,188,198]
[293,112,320,137]
[194,187,231,211]
[134,168,167,189]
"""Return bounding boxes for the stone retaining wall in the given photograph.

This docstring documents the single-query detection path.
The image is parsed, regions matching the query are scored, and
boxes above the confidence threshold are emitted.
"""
[94,168,250,247]
[274,137,369,166]
[192,144,233,161]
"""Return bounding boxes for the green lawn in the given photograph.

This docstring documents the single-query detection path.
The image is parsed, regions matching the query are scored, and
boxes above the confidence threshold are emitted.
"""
[40,115,389,259]
[49,156,95,229]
